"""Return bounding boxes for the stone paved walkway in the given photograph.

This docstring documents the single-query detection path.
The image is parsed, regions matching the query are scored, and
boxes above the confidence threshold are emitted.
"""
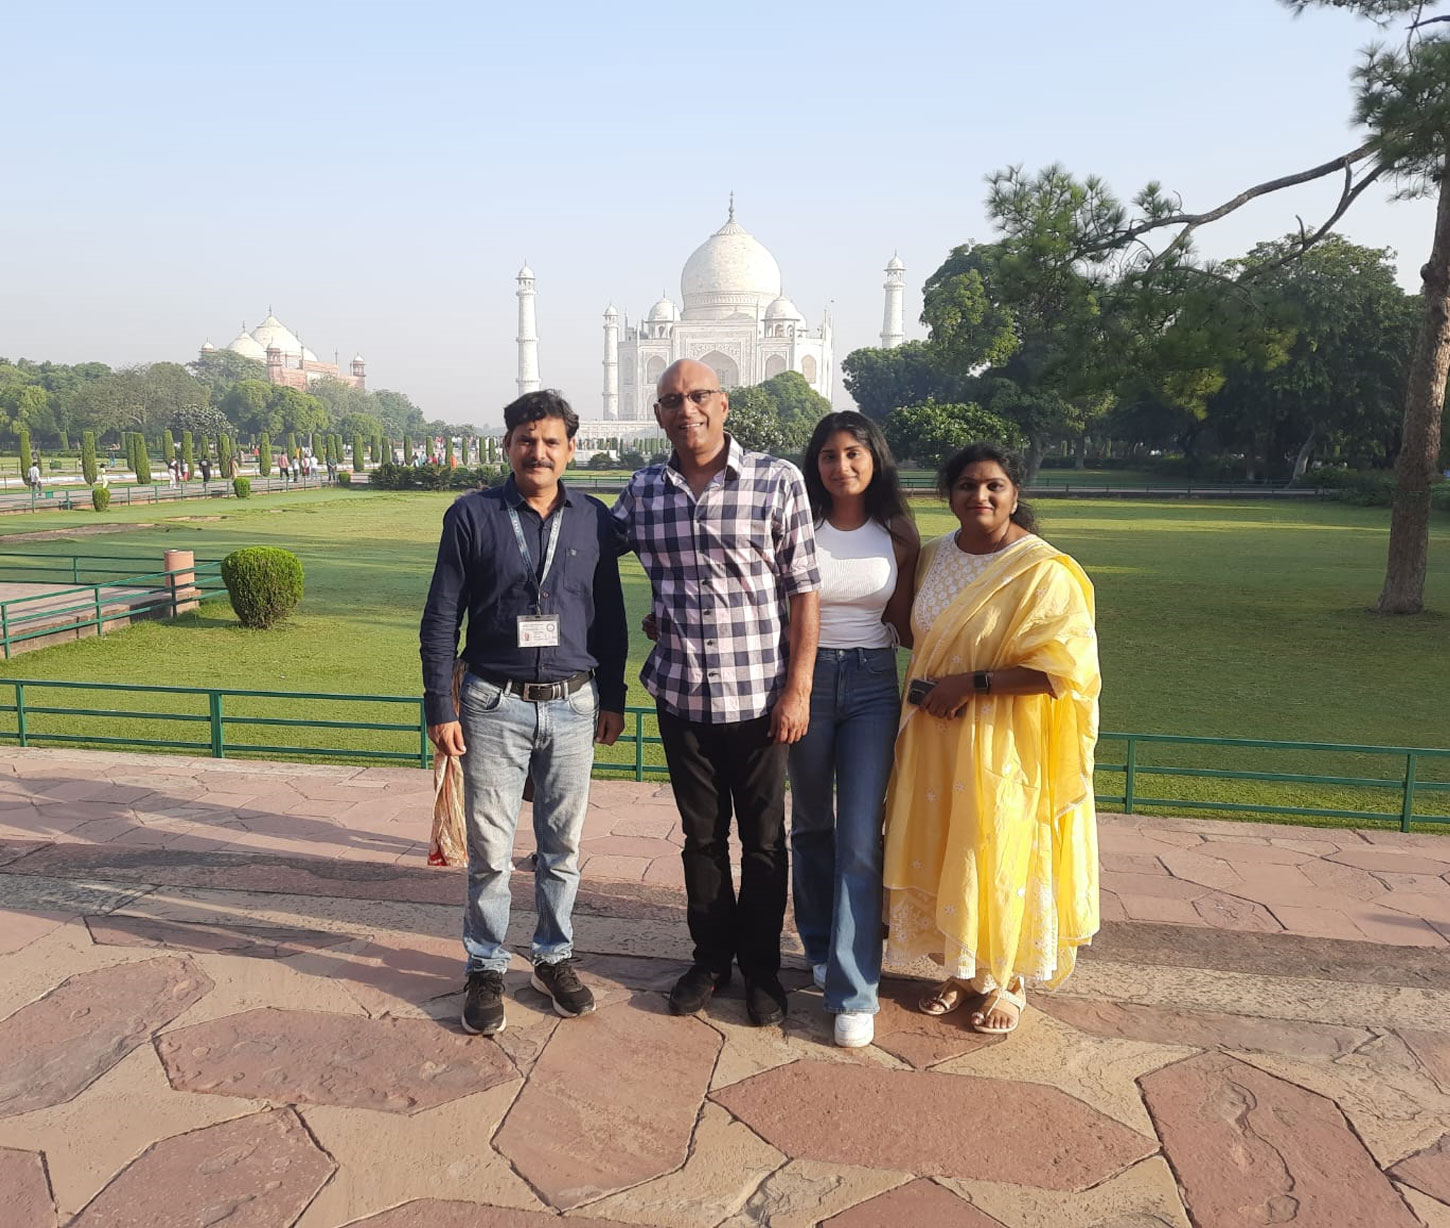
[1,746,1449,1226]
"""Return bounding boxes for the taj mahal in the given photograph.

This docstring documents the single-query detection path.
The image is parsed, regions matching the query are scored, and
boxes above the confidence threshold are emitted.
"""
[514,202,907,436]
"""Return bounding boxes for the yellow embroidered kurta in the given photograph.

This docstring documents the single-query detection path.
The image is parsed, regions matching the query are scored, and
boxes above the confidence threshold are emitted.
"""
[882,533,1100,990]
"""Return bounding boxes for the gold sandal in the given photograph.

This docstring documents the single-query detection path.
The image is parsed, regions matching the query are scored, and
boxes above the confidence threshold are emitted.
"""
[918,978,984,1017]
[969,983,1026,1034]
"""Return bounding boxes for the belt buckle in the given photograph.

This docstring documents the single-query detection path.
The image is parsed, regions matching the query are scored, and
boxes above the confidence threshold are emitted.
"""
[522,681,553,702]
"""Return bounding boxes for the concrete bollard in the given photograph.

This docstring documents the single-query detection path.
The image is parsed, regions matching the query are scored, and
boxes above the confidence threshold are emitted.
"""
[163,548,198,615]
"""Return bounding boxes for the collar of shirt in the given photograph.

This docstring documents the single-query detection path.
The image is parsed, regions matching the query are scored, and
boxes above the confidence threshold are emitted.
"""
[663,433,744,491]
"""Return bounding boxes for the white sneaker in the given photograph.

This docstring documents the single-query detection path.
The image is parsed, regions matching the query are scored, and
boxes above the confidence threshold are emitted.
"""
[811,963,827,990]
[834,1011,874,1048]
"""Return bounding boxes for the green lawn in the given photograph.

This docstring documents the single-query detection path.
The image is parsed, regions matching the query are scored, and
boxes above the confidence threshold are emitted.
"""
[1,487,1447,826]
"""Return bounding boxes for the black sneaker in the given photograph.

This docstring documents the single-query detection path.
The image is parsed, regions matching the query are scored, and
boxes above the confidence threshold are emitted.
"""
[461,969,507,1035]
[669,964,730,1015]
[745,976,788,1027]
[531,958,596,1018]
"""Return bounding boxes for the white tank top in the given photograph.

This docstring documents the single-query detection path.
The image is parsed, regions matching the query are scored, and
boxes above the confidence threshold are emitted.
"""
[815,518,898,649]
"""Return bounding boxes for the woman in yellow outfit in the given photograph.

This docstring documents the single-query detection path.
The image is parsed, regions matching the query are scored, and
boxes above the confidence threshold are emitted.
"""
[882,442,1100,1034]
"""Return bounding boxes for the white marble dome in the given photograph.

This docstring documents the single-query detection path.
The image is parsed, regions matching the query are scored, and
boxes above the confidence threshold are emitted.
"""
[764,295,802,321]
[680,212,781,321]
[646,296,679,323]
[227,331,267,361]
[251,314,304,356]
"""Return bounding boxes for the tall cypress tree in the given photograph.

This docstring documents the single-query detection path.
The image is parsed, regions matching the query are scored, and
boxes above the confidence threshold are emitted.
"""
[81,430,98,485]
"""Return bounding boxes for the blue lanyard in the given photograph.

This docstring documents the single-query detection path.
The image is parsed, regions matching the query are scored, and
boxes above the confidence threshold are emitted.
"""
[508,505,563,614]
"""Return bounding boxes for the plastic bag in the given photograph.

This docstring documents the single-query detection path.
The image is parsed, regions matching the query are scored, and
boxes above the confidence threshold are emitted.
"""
[427,659,468,868]
[428,750,467,867]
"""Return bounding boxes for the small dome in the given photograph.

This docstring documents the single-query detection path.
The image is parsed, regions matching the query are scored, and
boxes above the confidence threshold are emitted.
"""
[603,303,618,319]
[251,314,304,357]
[886,253,905,271]
[764,295,802,322]
[680,210,782,321]
[200,340,216,352]
[228,331,267,361]
[301,346,319,363]
[518,263,535,280]
[352,353,365,364]
[646,296,678,323]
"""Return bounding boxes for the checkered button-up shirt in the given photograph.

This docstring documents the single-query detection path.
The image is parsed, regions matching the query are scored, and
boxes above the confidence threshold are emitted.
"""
[612,436,820,723]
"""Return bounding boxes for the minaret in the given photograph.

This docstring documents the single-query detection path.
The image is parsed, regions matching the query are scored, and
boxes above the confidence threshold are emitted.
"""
[602,304,619,420]
[880,253,905,349]
[516,263,540,395]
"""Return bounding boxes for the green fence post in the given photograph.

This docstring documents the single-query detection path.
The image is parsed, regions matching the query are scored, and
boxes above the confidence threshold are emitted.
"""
[0,604,8,661]
[15,683,26,747]
[419,701,430,769]
[634,711,645,781]
[1402,752,1418,833]
[72,556,79,584]
[208,691,225,758]
[94,586,103,635]
[1124,737,1137,814]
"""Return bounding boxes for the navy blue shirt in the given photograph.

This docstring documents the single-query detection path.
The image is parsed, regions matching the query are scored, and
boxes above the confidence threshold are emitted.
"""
[419,476,628,726]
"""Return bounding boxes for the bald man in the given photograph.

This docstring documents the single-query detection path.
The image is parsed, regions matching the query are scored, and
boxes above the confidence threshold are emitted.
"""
[612,359,820,1026]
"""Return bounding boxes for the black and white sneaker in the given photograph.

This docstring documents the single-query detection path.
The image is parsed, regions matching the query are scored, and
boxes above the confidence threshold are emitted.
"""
[461,969,507,1035]
[531,958,596,1018]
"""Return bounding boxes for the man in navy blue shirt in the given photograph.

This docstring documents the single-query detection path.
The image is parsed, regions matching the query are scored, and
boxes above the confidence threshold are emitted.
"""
[420,389,627,1036]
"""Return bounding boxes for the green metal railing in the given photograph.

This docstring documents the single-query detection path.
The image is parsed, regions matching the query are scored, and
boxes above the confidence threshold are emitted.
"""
[0,561,227,660]
[0,677,1447,830]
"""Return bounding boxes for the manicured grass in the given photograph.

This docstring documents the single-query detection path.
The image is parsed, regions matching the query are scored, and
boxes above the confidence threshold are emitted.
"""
[1,488,1447,826]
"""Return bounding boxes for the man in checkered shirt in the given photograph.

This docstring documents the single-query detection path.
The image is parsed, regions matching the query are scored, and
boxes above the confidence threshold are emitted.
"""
[613,358,820,1027]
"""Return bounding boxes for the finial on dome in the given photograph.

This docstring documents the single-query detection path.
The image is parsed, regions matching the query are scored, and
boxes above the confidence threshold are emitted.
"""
[728,191,734,222]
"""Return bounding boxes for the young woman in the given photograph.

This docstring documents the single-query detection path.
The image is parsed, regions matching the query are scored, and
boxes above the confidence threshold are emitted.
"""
[881,442,1100,1035]
[789,411,918,1047]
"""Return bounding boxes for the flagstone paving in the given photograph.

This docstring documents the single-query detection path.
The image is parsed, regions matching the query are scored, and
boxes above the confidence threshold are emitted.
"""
[0,746,1449,1225]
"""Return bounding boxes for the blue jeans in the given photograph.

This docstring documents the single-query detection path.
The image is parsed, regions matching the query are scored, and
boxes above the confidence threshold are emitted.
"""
[457,672,598,973]
[787,647,899,1014]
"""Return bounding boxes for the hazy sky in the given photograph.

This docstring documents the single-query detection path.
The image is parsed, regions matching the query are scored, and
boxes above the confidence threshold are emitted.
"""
[1,1,1436,429]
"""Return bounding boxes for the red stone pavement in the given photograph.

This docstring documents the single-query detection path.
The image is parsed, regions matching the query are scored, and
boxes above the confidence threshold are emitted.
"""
[1,745,1449,1226]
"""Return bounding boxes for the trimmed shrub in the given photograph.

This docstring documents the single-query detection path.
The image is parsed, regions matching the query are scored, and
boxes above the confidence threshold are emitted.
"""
[258,433,272,477]
[91,486,111,512]
[337,470,352,487]
[181,430,194,474]
[220,546,303,629]
[218,433,233,476]
[134,434,153,484]
[352,433,365,472]
[233,476,251,499]
[81,431,98,485]
[19,427,33,475]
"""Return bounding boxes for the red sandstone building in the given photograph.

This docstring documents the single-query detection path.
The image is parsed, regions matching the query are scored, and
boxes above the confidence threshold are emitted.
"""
[200,311,365,390]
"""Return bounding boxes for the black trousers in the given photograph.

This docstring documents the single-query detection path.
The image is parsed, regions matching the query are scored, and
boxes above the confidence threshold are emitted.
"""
[656,706,788,982]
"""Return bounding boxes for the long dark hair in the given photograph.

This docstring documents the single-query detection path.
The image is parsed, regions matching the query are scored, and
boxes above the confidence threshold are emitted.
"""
[803,411,914,540]
[937,441,1038,534]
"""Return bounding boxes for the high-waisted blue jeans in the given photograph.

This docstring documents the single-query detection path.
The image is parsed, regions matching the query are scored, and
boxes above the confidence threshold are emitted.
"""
[787,646,899,1014]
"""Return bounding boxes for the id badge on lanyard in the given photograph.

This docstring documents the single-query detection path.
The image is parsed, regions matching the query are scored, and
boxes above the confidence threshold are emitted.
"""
[509,507,563,649]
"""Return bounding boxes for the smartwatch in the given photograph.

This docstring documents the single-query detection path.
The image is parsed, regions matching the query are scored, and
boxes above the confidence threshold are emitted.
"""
[972,670,992,693]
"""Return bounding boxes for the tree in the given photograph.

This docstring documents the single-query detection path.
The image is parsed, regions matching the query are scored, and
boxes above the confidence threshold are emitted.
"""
[18,426,32,474]
[373,389,427,438]
[258,433,272,477]
[841,341,963,421]
[188,350,267,403]
[181,430,195,475]
[723,393,791,454]
[81,430,97,485]
[134,432,152,484]
[352,432,365,473]
[1207,235,1416,478]
[217,433,234,477]
[983,4,1450,610]
[171,403,232,439]
[220,380,274,436]
[883,400,1026,468]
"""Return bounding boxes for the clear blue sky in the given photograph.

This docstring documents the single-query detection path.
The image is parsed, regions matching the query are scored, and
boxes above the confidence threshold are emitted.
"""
[0,0,1435,428]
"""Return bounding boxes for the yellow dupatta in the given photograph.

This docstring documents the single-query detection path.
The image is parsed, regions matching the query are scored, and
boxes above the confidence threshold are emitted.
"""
[882,533,1101,989]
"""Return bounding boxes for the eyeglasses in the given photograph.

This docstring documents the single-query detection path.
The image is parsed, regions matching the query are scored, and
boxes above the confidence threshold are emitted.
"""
[655,389,722,412]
